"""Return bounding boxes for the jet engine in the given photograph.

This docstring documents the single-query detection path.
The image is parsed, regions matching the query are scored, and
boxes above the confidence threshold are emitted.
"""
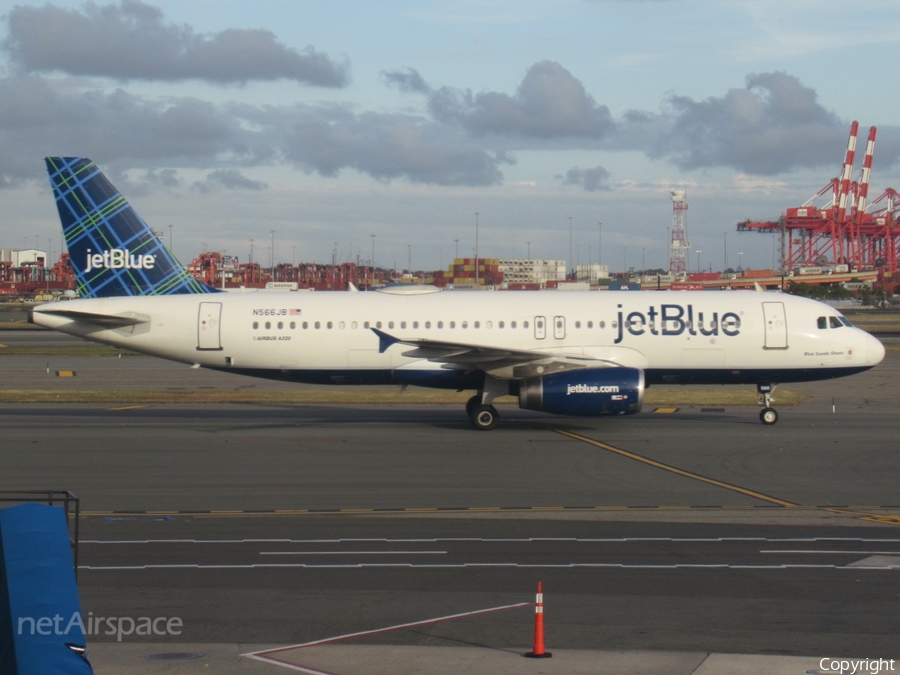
[518,367,644,416]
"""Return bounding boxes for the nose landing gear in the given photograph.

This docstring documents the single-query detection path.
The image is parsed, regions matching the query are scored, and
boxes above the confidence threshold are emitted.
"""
[757,382,778,425]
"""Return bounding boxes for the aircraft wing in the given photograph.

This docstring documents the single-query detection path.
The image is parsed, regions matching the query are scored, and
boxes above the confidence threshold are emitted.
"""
[31,308,150,328]
[371,328,615,379]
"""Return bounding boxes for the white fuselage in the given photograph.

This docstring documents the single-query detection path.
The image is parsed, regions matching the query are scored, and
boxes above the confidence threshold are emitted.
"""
[32,289,884,388]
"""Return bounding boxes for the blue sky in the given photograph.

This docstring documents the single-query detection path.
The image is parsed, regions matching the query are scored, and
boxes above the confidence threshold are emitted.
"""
[1,0,899,273]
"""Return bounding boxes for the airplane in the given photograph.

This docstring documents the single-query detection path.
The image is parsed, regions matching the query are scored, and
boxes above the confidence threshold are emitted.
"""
[30,157,886,430]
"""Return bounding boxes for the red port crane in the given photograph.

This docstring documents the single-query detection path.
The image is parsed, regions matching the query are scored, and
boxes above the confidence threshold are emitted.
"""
[737,121,900,272]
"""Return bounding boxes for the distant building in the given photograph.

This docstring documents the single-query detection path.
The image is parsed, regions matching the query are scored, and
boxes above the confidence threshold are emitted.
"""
[498,259,566,285]
[0,249,47,267]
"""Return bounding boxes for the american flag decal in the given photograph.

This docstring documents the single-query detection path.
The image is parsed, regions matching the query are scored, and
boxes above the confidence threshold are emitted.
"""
[289,309,302,315]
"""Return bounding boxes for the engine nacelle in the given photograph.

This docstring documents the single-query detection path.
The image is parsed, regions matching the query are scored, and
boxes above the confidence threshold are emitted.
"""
[518,367,644,417]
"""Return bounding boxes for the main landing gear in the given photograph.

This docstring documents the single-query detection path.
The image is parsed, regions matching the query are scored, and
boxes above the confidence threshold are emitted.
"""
[757,382,778,425]
[467,376,509,430]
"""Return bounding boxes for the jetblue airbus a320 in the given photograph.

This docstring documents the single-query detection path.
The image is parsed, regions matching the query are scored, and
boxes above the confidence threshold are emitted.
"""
[31,158,885,429]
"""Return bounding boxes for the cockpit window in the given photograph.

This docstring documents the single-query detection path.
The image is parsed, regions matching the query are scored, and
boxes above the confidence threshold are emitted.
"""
[817,317,827,329]
[839,316,853,327]
[829,316,843,329]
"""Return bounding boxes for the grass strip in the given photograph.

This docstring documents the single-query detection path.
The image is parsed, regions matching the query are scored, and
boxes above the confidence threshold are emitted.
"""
[0,387,803,407]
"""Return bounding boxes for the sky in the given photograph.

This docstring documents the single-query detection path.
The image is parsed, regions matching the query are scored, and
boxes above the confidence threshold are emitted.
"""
[1,0,899,274]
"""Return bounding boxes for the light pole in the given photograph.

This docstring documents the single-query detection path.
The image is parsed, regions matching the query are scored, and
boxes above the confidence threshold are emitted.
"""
[474,211,480,288]
[568,216,573,279]
[723,230,727,271]
[527,241,531,260]
[739,251,743,271]
[168,224,173,255]
[270,230,275,278]
[696,249,702,272]
[598,221,602,268]
[641,247,645,273]
[624,246,627,275]
[407,244,411,274]
[454,238,459,259]
[249,238,254,266]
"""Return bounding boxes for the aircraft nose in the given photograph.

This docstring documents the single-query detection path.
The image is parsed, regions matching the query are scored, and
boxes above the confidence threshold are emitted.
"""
[865,331,885,365]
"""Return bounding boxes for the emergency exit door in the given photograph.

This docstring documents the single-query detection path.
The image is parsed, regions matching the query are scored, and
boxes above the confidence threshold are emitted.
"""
[197,302,223,350]
[762,302,788,349]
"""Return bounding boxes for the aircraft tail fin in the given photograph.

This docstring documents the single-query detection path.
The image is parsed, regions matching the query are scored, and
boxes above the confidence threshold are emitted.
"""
[45,157,219,298]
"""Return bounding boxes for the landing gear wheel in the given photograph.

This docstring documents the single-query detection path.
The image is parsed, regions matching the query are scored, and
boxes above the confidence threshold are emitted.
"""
[759,407,778,425]
[470,404,499,430]
[465,395,480,417]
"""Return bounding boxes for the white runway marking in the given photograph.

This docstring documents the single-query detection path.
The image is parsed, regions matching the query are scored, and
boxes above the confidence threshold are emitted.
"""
[258,550,448,556]
[80,536,900,544]
[242,602,531,674]
[79,562,898,570]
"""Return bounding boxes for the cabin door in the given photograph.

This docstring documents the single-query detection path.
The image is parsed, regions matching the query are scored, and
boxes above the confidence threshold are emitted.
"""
[762,302,788,349]
[197,302,223,350]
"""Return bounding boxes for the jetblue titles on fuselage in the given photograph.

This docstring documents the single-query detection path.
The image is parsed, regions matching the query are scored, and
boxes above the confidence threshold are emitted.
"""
[615,303,741,344]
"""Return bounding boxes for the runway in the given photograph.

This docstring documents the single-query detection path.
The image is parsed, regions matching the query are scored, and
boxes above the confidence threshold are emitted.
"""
[1,340,900,661]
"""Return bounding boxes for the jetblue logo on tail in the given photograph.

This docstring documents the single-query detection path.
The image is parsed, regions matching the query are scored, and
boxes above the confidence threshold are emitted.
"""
[84,249,156,273]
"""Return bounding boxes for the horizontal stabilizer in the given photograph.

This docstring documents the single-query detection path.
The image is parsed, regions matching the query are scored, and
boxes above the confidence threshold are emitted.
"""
[32,308,149,328]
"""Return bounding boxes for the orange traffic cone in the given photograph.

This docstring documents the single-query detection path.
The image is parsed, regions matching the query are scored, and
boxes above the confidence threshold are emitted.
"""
[524,581,552,658]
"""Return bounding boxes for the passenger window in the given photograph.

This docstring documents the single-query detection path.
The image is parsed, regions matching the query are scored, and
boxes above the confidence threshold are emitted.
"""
[511,321,517,329]
[413,321,418,329]
[600,321,606,329]
[401,321,407,329]
[278,321,283,329]
[817,317,827,329]
[303,321,308,329]
[388,321,394,329]
[524,321,529,328]
[253,321,259,330]
[425,321,431,329]
[327,321,333,329]
[476,321,482,328]
[265,321,271,329]
[376,321,382,329]
[364,321,370,329]
[290,321,296,329]
[450,321,455,328]
[575,321,581,329]
[587,321,593,328]
[829,316,842,329]
[351,321,358,329]
[462,321,468,329]
[499,321,504,328]
[314,321,320,329]
[339,321,345,329]
[437,321,443,329]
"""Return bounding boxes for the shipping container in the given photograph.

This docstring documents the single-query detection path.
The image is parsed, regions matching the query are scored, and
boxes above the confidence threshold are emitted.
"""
[608,282,642,291]
[741,269,775,279]
[796,267,822,276]
[687,273,720,281]
[670,283,704,290]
